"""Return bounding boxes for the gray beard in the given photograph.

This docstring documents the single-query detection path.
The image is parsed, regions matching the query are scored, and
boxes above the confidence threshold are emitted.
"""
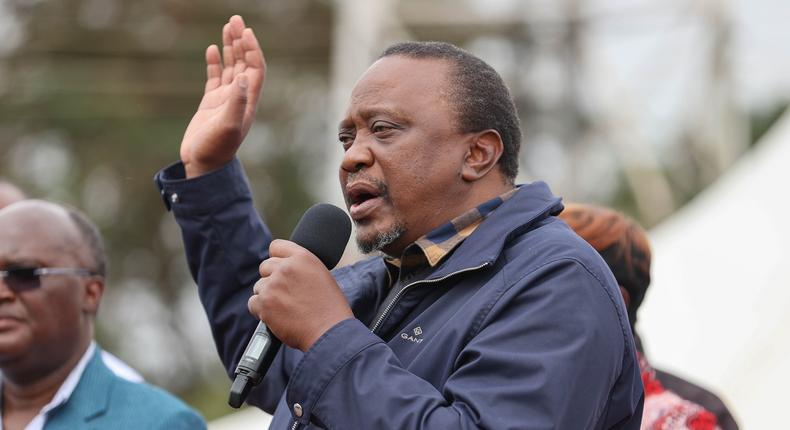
[356,223,406,254]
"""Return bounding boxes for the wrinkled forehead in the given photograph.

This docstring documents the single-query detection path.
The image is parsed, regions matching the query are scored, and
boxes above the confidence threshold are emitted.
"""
[344,56,455,118]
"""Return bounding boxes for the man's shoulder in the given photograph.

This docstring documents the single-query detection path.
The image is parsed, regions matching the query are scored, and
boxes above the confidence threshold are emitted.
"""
[467,185,611,285]
[502,215,614,283]
[100,375,206,428]
[62,351,207,429]
[494,215,634,353]
[110,377,200,417]
[500,222,625,325]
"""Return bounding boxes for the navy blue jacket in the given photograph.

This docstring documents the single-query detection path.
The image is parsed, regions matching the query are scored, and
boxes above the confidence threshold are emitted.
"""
[156,159,643,429]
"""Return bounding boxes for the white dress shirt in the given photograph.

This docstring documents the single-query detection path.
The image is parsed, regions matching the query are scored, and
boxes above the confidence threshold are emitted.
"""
[0,342,115,430]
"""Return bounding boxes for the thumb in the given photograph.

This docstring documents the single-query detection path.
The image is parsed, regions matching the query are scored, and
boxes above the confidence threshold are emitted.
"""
[237,73,249,91]
[224,73,249,125]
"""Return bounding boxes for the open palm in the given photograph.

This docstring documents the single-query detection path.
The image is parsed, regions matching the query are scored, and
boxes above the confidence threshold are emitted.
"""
[180,15,266,178]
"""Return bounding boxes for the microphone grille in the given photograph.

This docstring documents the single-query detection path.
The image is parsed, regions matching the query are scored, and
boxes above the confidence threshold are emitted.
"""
[289,203,351,269]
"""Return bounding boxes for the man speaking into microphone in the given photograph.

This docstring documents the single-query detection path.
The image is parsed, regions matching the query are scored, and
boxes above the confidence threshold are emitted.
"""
[155,15,643,429]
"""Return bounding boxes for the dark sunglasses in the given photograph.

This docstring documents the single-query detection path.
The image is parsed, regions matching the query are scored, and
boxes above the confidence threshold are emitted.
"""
[0,267,98,293]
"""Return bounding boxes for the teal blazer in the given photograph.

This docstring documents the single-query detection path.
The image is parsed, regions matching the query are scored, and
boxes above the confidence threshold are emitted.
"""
[45,348,206,429]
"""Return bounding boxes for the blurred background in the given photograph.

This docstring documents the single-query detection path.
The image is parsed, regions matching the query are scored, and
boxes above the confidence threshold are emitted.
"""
[0,0,787,427]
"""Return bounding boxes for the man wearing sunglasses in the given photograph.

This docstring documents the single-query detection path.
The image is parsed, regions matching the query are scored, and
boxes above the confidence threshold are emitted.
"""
[0,200,206,430]
[0,179,144,385]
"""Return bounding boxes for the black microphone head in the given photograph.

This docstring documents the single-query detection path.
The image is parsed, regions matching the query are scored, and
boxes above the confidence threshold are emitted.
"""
[289,203,351,269]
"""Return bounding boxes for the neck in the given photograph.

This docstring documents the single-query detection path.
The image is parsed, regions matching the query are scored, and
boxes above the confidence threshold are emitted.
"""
[2,340,90,416]
[383,177,515,257]
[465,176,514,207]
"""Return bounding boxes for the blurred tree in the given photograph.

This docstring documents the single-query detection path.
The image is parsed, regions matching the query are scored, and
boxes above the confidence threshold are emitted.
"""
[1,0,787,422]
[749,103,788,146]
[0,0,333,420]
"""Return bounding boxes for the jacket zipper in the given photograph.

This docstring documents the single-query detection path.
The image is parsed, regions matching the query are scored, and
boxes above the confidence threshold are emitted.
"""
[287,262,490,429]
[370,262,491,334]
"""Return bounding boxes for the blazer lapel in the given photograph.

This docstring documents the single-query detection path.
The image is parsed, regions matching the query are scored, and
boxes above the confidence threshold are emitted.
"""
[45,348,115,428]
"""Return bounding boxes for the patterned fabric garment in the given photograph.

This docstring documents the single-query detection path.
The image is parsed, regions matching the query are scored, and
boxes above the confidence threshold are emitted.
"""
[640,353,720,430]
[385,187,519,273]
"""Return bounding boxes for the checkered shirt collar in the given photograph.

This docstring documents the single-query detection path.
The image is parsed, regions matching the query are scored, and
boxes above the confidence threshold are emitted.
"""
[385,187,518,272]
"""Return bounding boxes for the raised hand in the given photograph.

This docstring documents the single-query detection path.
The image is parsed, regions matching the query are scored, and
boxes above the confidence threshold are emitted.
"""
[180,15,266,178]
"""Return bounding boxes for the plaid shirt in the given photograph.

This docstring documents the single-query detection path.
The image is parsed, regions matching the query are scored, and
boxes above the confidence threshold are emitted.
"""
[385,187,518,283]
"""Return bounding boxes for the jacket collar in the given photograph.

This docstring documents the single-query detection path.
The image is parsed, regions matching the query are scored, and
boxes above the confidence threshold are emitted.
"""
[385,187,519,274]
[422,181,563,280]
[59,346,114,423]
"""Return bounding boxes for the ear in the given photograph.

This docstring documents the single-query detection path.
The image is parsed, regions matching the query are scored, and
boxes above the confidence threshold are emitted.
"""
[82,277,104,316]
[461,129,504,182]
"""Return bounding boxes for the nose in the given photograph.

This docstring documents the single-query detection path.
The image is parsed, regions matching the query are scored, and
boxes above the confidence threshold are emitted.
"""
[340,136,374,174]
[0,277,17,302]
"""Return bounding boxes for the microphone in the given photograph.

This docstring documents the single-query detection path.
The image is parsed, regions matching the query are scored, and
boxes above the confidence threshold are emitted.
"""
[228,203,351,408]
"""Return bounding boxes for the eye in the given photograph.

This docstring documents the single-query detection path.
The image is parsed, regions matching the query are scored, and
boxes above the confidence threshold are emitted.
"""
[371,121,397,137]
[371,122,390,133]
[338,131,355,150]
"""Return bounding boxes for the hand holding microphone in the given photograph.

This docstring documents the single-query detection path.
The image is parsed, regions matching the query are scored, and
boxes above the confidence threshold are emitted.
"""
[250,238,353,352]
[229,203,351,408]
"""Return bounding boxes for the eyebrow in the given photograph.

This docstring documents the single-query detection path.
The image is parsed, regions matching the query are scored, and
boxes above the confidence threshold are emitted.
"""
[338,106,409,131]
[0,257,43,268]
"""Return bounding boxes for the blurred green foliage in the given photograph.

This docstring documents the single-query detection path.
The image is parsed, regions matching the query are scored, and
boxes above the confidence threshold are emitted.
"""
[1,0,787,422]
[0,0,333,420]
[749,103,789,147]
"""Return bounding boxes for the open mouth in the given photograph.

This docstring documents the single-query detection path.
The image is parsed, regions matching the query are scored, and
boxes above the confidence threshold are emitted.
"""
[345,181,385,221]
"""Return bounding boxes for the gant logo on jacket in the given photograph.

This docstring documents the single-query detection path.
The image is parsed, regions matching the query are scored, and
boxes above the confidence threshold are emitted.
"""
[400,326,424,344]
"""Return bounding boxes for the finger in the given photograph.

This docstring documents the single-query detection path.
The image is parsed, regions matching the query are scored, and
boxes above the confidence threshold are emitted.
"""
[221,45,234,85]
[233,37,246,75]
[269,239,307,259]
[240,28,265,132]
[252,277,267,296]
[247,293,262,318]
[205,45,222,92]
[222,73,249,125]
[222,22,234,66]
[229,15,246,38]
[228,16,246,77]
[221,21,235,85]
[259,257,283,278]
[242,28,265,70]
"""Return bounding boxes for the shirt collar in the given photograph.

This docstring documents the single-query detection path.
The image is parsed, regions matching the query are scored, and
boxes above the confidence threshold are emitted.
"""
[0,342,96,430]
[386,187,518,274]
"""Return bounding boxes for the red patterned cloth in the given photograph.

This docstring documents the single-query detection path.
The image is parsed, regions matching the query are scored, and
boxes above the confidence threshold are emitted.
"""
[640,353,720,430]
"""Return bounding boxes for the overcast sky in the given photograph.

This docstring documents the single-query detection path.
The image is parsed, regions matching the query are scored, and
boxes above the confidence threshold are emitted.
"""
[589,0,790,108]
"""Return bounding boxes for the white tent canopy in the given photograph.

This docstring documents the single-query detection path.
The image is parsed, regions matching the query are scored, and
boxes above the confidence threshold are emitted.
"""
[640,112,790,429]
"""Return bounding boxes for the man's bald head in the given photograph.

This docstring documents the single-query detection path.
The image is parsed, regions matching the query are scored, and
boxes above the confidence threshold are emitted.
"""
[0,200,106,376]
[0,181,26,210]
[0,200,107,278]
